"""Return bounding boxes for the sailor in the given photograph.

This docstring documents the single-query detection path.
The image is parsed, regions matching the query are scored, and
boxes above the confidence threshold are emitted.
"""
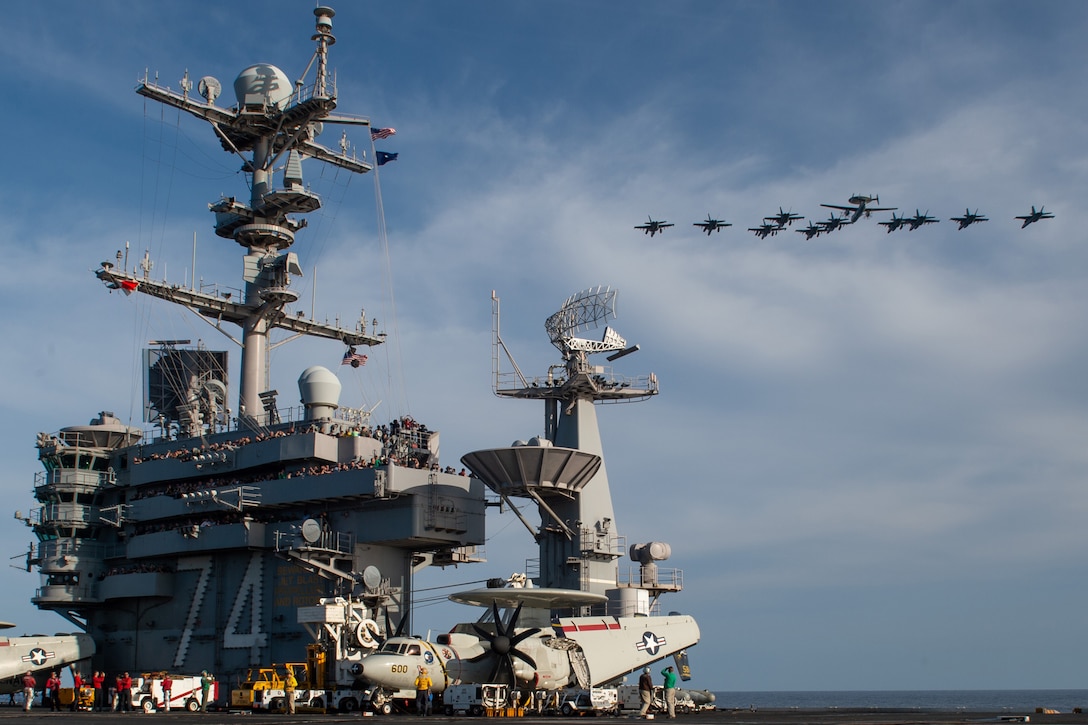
[638,667,654,718]
[22,671,36,712]
[162,673,173,712]
[660,666,677,719]
[414,666,432,715]
[46,671,61,712]
[284,667,298,715]
[118,671,133,712]
[200,670,213,712]
[92,671,105,712]
[70,669,83,711]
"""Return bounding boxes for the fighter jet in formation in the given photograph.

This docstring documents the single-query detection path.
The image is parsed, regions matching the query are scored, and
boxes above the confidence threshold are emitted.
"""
[878,213,909,233]
[634,216,674,237]
[764,207,804,227]
[906,210,939,231]
[949,209,989,230]
[1015,205,1054,228]
[821,194,897,223]
[815,212,852,234]
[693,215,732,235]
[748,222,781,239]
[795,223,824,240]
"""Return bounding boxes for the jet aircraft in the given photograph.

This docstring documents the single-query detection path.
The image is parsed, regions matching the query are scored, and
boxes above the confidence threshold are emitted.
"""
[906,210,939,231]
[949,209,989,230]
[764,207,804,227]
[815,212,851,234]
[0,624,95,694]
[878,213,909,233]
[1015,205,1054,228]
[693,215,731,235]
[748,223,781,239]
[821,194,896,223]
[634,217,674,237]
[356,587,699,697]
[795,223,824,240]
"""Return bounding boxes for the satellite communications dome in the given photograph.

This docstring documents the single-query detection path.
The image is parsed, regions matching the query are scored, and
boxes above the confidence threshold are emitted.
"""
[298,365,341,419]
[233,64,293,110]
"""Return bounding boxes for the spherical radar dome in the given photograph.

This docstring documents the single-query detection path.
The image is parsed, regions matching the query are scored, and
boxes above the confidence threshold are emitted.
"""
[298,365,342,412]
[233,64,293,109]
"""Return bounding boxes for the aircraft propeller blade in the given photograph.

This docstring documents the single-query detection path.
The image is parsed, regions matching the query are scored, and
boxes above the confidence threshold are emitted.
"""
[469,602,541,686]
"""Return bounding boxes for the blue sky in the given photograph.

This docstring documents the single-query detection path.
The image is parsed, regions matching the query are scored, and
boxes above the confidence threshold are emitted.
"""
[2,1,1088,692]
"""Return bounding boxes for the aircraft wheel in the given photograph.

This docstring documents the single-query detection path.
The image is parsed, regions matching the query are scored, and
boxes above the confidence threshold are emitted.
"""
[185,699,200,712]
[561,702,575,716]
[339,697,358,713]
[141,698,155,714]
[378,702,393,715]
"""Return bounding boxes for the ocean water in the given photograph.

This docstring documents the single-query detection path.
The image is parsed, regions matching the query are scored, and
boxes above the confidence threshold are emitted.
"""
[714,690,1088,713]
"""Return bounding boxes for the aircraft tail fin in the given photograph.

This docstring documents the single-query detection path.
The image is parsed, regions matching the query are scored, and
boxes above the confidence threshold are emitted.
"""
[673,649,692,682]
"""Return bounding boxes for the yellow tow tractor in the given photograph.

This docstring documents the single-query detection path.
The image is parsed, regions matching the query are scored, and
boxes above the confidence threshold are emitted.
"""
[230,663,308,711]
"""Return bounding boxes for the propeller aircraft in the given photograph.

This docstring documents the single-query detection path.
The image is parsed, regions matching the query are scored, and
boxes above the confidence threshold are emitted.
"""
[821,194,896,223]
[0,623,95,694]
[764,207,804,227]
[949,209,988,230]
[1015,205,1054,228]
[905,210,939,231]
[878,213,909,233]
[693,215,731,235]
[634,217,674,237]
[355,587,700,698]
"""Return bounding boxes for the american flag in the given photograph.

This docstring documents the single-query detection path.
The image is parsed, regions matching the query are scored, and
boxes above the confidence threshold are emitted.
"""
[342,351,368,368]
[371,127,396,140]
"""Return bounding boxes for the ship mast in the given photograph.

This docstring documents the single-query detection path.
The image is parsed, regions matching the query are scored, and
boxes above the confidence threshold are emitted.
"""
[463,288,665,602]
[95,6,383,420]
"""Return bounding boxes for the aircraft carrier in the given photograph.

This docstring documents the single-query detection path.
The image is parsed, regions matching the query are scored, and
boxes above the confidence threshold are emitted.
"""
[22,5,690,689]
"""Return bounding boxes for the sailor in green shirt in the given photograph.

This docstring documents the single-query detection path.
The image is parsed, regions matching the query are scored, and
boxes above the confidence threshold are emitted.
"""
[660,666,677,718]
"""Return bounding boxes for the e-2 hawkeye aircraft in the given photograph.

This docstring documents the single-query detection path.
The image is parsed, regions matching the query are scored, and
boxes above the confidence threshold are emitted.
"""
[0,622,95,694]
[821,194,896,223]
[356,586,699,695]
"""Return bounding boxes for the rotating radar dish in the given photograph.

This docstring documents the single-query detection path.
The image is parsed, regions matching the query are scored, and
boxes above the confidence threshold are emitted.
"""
[545,285,618,351]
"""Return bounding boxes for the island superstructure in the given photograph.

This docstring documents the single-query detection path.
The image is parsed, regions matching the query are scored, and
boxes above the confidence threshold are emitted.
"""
[24,7,486,680]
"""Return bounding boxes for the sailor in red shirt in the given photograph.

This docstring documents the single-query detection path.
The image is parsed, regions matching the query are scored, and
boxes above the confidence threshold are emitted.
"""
[92,671,106,712]
[21,671,36,712]
[117,672,133,712]
[70,671,84,711]
[45,672,61,712]
[162,674,174,712]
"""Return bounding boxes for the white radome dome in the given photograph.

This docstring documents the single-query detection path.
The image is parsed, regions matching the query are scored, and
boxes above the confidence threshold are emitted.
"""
[234,64,293,109]
[298,365,341,418]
